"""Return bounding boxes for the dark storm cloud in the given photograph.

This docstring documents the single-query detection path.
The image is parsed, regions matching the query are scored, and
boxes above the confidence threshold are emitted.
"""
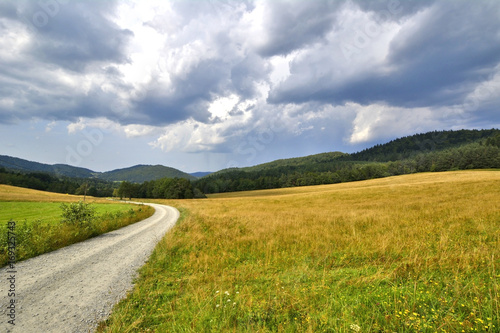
[0,1,18,20]
[256,0,340,57]
[231,53,270,98]
[254,0,436,58]
[268,1,500,111]
[132,59,229,126]
[354,0,435,19]
[0,0,134,125]
[14,0,132,72]
[1,0,499,135]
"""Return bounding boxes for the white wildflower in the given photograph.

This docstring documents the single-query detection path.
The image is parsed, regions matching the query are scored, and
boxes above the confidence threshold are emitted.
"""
[350,324,361,332]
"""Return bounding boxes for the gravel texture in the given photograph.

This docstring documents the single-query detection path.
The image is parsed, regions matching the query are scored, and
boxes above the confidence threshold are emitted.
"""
[0,203,179,333]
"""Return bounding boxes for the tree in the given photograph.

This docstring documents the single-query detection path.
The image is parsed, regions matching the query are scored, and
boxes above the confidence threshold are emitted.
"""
[118,181,135,200]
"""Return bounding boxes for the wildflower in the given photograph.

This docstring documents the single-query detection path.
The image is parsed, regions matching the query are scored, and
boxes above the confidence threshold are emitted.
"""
[225,291,230,296]
[350,324,361,332]
[216,290,219,294]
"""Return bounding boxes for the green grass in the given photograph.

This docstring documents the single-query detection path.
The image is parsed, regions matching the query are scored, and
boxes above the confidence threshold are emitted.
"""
[0,198,155,266]
[98,171,500,332]
[0,201,136,225]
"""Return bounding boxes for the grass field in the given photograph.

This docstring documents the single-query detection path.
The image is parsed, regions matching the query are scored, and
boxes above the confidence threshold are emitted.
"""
[0,185,154,266]
[0,184,112,202]
[0,201,139,225]
[99,171,500,332]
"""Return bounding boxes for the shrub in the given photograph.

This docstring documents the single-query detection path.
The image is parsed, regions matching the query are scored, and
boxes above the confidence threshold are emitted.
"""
[60,201,96,229]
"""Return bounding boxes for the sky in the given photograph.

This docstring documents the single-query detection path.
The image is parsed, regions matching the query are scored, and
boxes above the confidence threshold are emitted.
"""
[0,0,499,173]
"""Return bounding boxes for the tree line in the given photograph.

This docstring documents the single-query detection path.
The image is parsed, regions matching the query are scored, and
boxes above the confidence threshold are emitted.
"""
[0,168,114,197]
[116,177,205,200]
[193,138,500,194]
[2,129,499,198]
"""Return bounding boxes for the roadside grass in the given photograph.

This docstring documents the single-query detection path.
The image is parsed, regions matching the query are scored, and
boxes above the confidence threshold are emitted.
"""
[0,186,155,266]
[0,201,137,225]
[98,171,500,332]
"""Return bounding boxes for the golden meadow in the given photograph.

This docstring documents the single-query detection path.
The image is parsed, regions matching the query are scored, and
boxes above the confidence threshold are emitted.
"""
[97,170,500,332]
[100,171,500,332]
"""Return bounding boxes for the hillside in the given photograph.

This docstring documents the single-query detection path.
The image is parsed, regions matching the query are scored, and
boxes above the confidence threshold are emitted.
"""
[0,155,95,178]
[2,128,499,196]
[100,165,196,182]
[0,156,195,183]
[347,128,500,162]
[194,129,500,193]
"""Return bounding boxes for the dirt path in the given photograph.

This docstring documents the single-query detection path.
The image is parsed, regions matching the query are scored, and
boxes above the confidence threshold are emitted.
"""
[0,203,179,333]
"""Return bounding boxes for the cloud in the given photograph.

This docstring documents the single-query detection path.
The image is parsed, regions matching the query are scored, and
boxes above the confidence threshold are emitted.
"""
[0,0,134,124]
[348,103,460,144]
[267,1,500,114]
[15,0,133,72]
[1,0,500,171]
[255,0,341,57]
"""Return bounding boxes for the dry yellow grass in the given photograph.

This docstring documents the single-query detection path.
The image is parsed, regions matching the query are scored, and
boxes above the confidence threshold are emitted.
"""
[100,170,500,332]
[0,184,111,203]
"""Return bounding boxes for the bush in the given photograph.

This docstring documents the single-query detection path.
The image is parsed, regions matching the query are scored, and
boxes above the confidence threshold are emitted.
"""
[60,201,96,229]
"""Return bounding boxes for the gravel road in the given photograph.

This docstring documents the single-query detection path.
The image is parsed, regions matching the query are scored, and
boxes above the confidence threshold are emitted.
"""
[0,202,179,333]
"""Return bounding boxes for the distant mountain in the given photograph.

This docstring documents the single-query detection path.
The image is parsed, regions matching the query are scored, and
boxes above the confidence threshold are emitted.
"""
[100,165,196,182]
[190,172,213,178]
[0,156,195,182]
[0,155,95,178]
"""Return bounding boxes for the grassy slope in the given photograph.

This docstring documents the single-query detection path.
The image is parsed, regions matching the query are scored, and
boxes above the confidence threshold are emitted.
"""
[0,201,140,225]
[0,183,142,225]
[0,185,155,266]
[99,170,500,332]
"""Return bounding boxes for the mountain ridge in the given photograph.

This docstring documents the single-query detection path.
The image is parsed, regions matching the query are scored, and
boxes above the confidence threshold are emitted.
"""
[2,128,499,187]
[0,156,195,182]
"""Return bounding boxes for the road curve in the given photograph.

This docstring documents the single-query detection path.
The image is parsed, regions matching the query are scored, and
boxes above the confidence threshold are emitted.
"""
[0,202,179,333]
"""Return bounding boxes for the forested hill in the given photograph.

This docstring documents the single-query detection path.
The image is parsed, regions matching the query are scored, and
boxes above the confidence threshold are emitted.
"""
[100,165,196,182]
[241,151,348,172]
[0,155,95,178]
[1,128,499,197]
[193,129,500,194]
[348,129,500,162]
[0,156,195,182]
